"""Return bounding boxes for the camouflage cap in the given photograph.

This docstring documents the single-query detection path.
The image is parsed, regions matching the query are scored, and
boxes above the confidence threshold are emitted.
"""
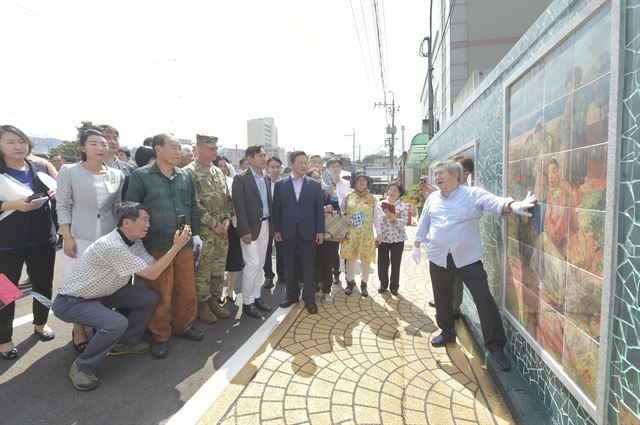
[195,134,219,148]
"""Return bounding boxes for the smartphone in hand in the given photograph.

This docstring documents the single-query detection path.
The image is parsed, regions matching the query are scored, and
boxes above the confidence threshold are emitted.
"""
[177,214,186,231]
[27,193,45,202]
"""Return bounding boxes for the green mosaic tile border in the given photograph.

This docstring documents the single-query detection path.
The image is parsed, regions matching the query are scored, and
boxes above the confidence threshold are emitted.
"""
[606,0,640,423]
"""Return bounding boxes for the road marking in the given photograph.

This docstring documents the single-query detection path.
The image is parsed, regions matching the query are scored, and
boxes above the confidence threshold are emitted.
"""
[167,306,294,425]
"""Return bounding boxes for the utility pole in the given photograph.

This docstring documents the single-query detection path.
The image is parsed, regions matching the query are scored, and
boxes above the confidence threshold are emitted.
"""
[419,32,435,137]
[375,91,400,180]
[344,129,356,167]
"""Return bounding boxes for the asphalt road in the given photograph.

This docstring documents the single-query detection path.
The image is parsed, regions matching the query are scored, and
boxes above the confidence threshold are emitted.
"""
[0,249,288,425]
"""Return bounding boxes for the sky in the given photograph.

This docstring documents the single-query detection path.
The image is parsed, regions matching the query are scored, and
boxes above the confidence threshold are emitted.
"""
[0,0,428,159]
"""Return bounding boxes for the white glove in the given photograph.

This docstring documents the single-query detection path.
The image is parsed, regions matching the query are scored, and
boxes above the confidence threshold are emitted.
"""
[510,191,537,217]
[412,247,421,265]
[192,235,203,252]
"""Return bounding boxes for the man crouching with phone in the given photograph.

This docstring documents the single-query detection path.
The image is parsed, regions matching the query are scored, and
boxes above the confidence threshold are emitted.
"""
[52,202,192,391]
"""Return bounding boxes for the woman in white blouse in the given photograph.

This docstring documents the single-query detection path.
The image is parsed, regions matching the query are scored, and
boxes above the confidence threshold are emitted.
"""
[56,129,124,351]
[377,182,408,296]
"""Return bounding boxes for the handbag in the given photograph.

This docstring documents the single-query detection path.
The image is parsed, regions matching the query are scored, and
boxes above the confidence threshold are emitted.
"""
[324,211,350,241]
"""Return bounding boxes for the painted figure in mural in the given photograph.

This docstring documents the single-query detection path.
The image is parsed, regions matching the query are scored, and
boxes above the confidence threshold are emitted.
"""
[538,157,576,260]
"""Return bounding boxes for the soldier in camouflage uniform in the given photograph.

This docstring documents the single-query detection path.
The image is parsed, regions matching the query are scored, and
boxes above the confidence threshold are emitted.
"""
[183,134,234,323]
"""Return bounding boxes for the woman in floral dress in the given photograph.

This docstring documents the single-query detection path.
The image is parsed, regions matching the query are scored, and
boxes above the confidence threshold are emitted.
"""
[340,171,381,297]
[377,182,408,296]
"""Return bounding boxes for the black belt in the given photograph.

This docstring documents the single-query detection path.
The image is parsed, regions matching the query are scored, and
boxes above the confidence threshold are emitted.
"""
[260,216,270,221]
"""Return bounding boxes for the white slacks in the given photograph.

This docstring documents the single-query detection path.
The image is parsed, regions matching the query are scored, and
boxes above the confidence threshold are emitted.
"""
[240,221,270,305]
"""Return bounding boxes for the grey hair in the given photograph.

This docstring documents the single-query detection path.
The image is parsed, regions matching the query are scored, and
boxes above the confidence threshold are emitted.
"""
[431,160,463,181]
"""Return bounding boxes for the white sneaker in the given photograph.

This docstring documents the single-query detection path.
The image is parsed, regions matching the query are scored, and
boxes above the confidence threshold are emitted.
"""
[324,293,333,303]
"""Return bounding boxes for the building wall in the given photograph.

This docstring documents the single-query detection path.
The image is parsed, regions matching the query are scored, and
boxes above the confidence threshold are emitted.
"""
[247,117,278,148]
[421,0,552,130]
[424,0,639,424]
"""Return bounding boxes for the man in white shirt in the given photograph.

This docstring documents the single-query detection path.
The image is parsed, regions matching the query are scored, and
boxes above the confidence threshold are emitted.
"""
[413,160,535,371]
[52,202,192,391]
[263,156,284,289]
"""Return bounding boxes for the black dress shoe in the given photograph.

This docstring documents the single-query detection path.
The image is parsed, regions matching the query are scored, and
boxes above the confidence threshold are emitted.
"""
[263,278,274,289]
[242,303,264,319]
[428,301,436,307]
[390,289,399,296]
[226,293,237,304]
[178,327,205,341]
[151,341,168,358]
[378,286,388,294]
[306,304,318,314]
[254,298,272,312]
[0,347,19,360]
[431,334,455,347]
[34,328,55,342]
[490,348,511,371]
[279,298,299,308]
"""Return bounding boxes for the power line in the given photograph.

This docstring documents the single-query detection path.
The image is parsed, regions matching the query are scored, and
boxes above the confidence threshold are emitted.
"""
[380,0,391,91]
[359,0,381,101]
[348,0,377,101]
[371,0,387,104]
[0,1,57,25]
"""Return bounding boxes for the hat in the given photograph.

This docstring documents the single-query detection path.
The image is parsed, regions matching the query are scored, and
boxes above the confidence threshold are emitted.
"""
[195,134,219,148]
[326,157,343,168]
[350,170,373,189]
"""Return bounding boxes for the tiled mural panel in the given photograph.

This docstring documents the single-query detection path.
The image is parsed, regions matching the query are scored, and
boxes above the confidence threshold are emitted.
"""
[503,4,610,403]
[425,0,639,423]
[607,0,640,423]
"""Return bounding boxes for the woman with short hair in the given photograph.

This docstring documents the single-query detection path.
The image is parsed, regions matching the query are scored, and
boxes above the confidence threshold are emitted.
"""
[340,171,381,297]
[377,182,408,295]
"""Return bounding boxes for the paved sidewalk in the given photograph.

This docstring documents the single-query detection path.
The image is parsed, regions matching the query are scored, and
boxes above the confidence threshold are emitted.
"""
[198,229,514,425]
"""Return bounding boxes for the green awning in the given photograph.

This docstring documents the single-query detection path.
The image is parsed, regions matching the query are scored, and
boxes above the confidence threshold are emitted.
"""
[406,133,429,168]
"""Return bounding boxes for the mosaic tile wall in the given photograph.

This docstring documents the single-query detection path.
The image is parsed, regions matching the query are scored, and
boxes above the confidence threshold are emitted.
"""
[606,0,640,423]
[424,0,639,423]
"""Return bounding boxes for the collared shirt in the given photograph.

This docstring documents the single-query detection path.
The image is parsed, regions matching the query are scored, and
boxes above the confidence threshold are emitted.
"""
[58,229,154,299]
[291,174,304,201]
[249,165,269,218]
[415,185,512,268]
[124,161,201,252]
[109,158,135,177]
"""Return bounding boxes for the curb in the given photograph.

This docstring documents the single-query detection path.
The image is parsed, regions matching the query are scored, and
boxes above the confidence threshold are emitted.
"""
[167,305,301,425]
[461,314,556,425]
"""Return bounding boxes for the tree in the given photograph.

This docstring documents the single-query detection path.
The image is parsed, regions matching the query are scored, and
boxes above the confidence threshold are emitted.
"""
[75,121,98,141]
[48,120,99,162]
[49,140,81,162]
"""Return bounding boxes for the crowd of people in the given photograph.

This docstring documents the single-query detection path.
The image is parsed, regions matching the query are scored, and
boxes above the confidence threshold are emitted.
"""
[0,123,535,391]
[0,124,412,390]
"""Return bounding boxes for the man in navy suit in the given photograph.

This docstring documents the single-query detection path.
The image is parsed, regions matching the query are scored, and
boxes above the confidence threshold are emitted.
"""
[273,151,325,314]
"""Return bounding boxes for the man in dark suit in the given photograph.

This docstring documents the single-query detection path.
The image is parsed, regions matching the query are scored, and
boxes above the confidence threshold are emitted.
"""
[232,145,273,319]
[274,151,325,314]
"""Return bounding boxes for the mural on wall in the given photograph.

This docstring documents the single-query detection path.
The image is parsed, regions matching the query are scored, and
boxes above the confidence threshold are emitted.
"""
[504,4,610,404]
